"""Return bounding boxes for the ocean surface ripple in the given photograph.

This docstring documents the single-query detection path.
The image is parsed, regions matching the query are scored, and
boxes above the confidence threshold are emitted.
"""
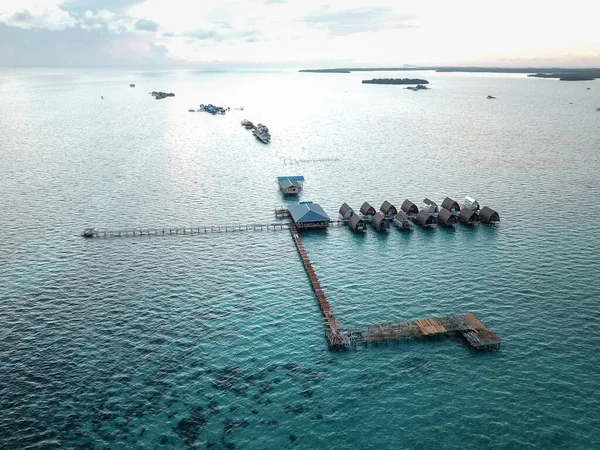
[1,68,599,449]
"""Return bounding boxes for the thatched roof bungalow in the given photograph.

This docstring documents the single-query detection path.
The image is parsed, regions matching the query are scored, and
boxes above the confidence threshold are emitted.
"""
[414,210,436,228]
[371,212,389,232]
[401,199,419,215]
[348,214,367,232]
[458,208,479,225]
[422,198,439,214]
[339,203,354,220]
[441,197,461,214]
[437,208,457,226]
[479,206,500,224]
[380,201,397,218]
[360,202,376,216]
[393,211,412,230]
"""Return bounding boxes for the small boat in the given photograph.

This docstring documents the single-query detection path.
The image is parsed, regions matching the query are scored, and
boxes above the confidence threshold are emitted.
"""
[487,95,496,99]
[130,84,135,87]
[253,128,271,144]
[241,119,254,128]
[596,107,600,111]
[188,109,195,112]
[101,96,104,100]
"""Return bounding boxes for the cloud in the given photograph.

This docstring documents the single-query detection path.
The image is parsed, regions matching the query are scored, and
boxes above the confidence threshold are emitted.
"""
[184,28,218,40]
[1,0,599,67]
[0,22,178,66]
[303,6,416,36]
[0,1,78,30]
[135,18,159,32]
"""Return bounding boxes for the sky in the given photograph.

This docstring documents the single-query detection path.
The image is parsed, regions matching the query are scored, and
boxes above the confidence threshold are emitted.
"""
[0,0,599,67]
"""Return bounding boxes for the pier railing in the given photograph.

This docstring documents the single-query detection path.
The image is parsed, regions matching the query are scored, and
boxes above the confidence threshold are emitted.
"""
[83,220,347,238]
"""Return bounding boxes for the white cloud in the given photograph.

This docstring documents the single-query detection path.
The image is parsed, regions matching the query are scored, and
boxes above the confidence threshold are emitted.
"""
[1,0,599,66]
[0,0,77,30]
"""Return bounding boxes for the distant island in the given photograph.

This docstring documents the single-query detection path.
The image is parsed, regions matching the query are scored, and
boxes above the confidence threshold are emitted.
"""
[362,78,429,85]
[300,67,430,73]
[527,73,597,81]
[299,69,351,73]
[299,66,600,81]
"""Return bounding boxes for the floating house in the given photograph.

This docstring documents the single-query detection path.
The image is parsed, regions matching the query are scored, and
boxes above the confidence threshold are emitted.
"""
[422,198,440,214]
[348,214,367,232]
[401,199,419,216]
[463,196,480,211]
[479,206,500,224]
[380,201,398,219]
[277,176,304,195]
[441,197,461,214]
[413,210,436,228]
[437,208,458,226]
[458,208,479,225]
[288,203,330,230]
[393,211,412,230]
[339,203,354,220]
[371,212,389,232]
[360,202,376,216]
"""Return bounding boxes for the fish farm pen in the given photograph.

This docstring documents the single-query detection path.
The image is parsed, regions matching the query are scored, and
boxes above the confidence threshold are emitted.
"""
[81,195,502,352]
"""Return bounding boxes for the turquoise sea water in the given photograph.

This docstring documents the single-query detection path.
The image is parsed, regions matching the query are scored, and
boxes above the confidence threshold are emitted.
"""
[1,68,599,449]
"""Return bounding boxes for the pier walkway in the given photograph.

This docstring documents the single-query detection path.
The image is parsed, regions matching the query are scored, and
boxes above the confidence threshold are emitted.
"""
[83,220,346,238]
[288,226,501,351]
[83,219,502,353]
[289,224,353,349]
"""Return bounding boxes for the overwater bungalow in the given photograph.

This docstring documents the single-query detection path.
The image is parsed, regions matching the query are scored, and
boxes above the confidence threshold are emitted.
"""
[288,203,330,230]
[277,176,304,195]
[422,198,439,214]
[348,214,367,232]
[458,208,479,225]
[437,208,458,227]
[441,197,461,214]
[380,201,397,219]
[401,199,419,216]
[413,210,436,228]
[463,196,480,211]
[478,206,500,224]
[371,212,389,232]
[339,203,354,220]
[393,211,412,230]
[360,202,376,216]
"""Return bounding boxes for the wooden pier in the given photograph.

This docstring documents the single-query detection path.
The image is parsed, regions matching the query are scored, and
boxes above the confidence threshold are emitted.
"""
[289,224,353,349]
[287,224,501,351]
[82,220,347,238]
[83,216,502,354]
[343,313,501,351]
[83,223,291,238]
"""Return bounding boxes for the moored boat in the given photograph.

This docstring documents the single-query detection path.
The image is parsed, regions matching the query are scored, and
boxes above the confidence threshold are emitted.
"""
[253,128,271,143]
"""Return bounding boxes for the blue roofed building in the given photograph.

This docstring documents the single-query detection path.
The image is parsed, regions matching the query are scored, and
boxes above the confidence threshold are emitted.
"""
[277,176,304,195]
[287,203,330,230]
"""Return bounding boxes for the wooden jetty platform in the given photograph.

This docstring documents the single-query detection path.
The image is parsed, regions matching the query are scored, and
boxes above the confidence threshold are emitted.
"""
[286,225,501,352]
[289,224,352,349]
[342,313,501,351]
[83,223,291,238]
[82,220,347,238]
